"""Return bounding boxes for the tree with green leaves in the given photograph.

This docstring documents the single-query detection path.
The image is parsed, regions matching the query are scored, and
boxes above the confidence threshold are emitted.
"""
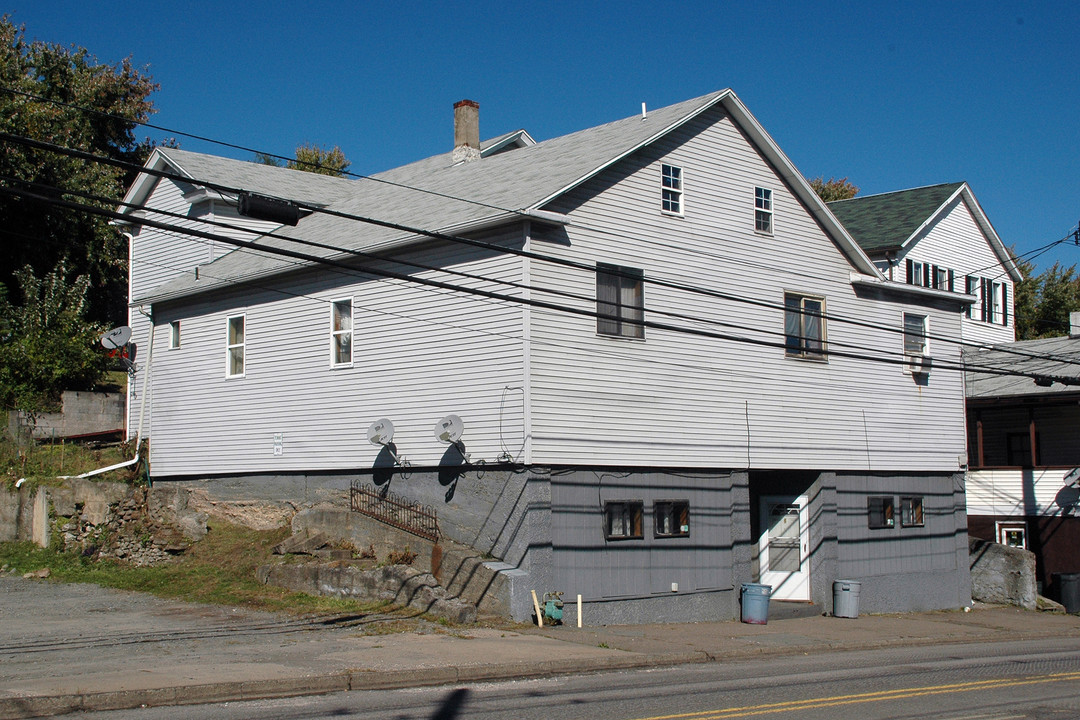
[0,263,108,412]
[1013,257,1080,339]
[809,176,859,202]
[255,143,351,177]
[0,16,161,324]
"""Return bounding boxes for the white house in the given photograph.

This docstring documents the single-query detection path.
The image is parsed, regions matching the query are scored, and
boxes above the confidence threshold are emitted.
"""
[829,183,1022,346]
[119,90,973,623]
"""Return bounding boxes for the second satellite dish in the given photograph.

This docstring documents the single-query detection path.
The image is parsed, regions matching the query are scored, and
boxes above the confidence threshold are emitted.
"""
[366,418,395,446]
[434,414,464,444]
[100,326,132,350]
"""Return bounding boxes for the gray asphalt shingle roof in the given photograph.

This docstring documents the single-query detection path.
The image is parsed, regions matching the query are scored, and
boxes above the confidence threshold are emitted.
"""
[828,183,964,253]
[140,90,730,302]
[964,335,1080,400]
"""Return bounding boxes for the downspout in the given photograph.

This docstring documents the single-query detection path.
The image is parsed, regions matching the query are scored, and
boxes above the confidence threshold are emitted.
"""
[60,310,155,480]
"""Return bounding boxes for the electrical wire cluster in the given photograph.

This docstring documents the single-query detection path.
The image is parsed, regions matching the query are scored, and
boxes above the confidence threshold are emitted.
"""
[2,86,1079,388]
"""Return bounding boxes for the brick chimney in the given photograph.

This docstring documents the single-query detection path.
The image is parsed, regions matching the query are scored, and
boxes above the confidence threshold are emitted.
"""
[452,99,480,163]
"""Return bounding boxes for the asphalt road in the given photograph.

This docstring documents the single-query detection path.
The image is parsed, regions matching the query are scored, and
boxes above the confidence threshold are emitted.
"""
[72,637,1080,720]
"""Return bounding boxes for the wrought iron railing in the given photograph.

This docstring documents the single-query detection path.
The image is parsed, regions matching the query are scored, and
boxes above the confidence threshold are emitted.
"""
[349,481,440,542]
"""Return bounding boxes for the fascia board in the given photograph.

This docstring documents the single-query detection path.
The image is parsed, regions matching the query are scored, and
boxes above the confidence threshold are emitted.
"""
[721,94,883,279]
[527,90,732,212]
[851,273,976,306]
[116,149,185,220]
[898,183,1023,284]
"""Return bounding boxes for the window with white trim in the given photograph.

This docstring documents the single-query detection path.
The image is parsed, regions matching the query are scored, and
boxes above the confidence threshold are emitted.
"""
[661,164,682,214]
[330,299,353,367]
[226,315,245,377]
[596,263,644,339]
[755,187,773,233]
[169,321,181,349]
[903,313,928,357]
[784,293,826,359]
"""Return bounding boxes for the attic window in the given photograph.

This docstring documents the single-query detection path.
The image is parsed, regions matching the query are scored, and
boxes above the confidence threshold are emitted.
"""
[755,187,773,233]
[661,164,682,214]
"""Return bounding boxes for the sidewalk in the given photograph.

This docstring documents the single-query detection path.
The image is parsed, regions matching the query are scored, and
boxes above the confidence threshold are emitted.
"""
[1,575,1078,719]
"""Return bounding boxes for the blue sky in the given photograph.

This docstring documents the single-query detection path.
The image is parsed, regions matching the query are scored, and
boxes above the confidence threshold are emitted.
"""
[11,1,1080,272]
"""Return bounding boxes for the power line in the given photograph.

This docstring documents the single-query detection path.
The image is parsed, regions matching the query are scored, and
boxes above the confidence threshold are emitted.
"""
[7,181,1078,386]
[9,129,1070,370]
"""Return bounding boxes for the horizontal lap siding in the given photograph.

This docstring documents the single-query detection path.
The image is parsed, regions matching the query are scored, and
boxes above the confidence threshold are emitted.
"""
[148,234,525,477]
[966,468,1077,516]
[529,106,966,471]
[900,199,1015,345]
[129,180,283,440]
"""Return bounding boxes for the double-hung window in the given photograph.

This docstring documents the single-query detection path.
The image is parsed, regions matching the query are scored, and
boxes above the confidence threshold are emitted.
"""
[661,164,683,214]
[226,315,245,378]
[596,263,644,339]
[903,313,928,357]
[755,187,773,233]
[330,298,353,367]
[784,293,826,359]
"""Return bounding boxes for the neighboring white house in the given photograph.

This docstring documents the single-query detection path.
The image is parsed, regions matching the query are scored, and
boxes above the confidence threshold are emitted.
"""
[829,182,1022,346]
[119,90,973,623]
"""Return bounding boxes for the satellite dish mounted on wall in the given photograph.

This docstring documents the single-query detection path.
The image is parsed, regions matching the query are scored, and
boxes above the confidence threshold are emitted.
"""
[434,414,470,463]
[366,418,406,467]
[434,414,464,444]
[100,326,132,350]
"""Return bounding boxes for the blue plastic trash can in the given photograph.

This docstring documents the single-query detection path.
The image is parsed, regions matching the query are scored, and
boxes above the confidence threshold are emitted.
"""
[741,583,772,624]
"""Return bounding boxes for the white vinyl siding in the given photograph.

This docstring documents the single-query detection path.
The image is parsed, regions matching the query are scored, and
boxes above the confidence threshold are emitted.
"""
[146,231,526,476]
[896,196,1015,345]
[531,103,967,471]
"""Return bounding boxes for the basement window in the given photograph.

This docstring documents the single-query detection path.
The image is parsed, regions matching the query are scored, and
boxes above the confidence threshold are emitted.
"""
[900,496,924,527]
[654,500,690,538]
[605,501,644,540]
[867,496,895,529]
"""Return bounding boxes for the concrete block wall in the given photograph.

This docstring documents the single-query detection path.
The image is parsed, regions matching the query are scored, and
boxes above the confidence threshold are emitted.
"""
[8,391,124,440]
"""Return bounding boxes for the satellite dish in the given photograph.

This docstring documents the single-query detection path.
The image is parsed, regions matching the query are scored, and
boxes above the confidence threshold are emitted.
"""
[366,418,395,446]
[100,326,132,350]
[434,414,464,444]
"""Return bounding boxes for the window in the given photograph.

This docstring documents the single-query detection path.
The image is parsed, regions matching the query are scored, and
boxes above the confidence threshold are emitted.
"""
[965,276,977,318]
[661,164,682,214]
[784,293,826,359]
[654,500,690,538]
[596,264,644,339]
[909,261,924,286]
[330,299,352,367]
[169,321,181,349]
[997,522,1028,549]
[900,496,924,527]
[605,501,644,540]
[755,187,772,233]
[1006,432,1040,467]
[903,313,928,357]
[868,496,895,529]
[933,266,950,291]
[226,315,245,377]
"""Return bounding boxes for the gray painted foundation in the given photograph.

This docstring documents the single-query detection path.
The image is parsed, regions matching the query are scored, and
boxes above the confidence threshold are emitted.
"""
[161,465,971,623]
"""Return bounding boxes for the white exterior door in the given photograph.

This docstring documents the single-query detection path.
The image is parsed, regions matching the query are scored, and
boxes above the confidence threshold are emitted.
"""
[759,495,810,601]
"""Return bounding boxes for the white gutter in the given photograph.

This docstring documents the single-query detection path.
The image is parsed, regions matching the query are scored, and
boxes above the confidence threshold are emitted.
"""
[850,273,977,305]
[59,316,155,480]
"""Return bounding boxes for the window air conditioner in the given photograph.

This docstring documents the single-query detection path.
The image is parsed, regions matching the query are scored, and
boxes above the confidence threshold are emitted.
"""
[905,355,932,375]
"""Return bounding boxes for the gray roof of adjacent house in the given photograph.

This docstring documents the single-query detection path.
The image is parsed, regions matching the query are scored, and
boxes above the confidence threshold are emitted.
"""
[123,89,881,304]
[827,183,964,253]
[964,335,1080,401]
